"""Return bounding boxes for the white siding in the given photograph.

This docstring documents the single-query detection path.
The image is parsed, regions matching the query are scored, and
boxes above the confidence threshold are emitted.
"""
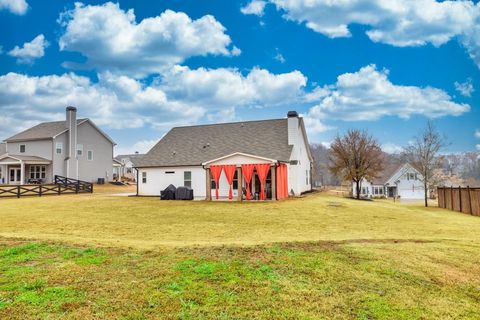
[138,166,206,199]
[396,172,425,200]
[287,118,312,195]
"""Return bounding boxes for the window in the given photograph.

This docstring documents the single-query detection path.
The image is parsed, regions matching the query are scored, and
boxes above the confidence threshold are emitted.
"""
[87,150,93,161]
[361,187,366,194]
[184,171,192,187]
[77,144,83,156]
[126,168,132,174]
[142,172,147,183]
[56,143,63,154]
[29,165,46,180]
[379,187,383,195]
[20,145,25,153]
[211,180,216,189]
[233,171,238,190]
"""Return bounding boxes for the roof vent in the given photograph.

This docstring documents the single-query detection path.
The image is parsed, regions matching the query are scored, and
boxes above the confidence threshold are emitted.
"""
[287,111,299,118]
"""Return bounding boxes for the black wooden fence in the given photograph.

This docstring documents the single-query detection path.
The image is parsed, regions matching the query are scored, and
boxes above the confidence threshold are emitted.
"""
[0,175,93,199]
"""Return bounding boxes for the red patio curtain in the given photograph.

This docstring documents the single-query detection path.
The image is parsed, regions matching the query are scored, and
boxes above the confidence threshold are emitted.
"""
[276,163,288,200]
[255,163,271,200]
[241,164,255,200]
[223,165,237,200]
[210,165,223,200]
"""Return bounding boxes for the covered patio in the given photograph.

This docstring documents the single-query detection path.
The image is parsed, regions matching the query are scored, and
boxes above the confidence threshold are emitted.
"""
[0,154,52,185]
[202,152,289,201]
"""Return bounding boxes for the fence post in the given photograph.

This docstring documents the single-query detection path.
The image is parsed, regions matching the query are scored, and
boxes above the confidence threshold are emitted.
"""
[58,185,61,195]
[17,186,20,198]
[450,186,454,211]
[39,185,42,197]
[76,182,79,194]
[459,186,462,213]
[467,186,473,216]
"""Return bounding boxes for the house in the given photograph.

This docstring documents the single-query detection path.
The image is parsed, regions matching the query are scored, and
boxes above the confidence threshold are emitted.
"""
[0,107,116,185]
[352,163,425,200]
[135,111,313,200]
[113,153,144,181]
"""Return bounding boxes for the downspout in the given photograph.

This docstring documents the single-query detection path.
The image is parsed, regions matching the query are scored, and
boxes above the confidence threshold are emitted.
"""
[136,167,139,196]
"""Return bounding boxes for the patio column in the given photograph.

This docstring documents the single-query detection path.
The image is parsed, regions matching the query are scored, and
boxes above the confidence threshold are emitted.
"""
[20,160,25,185]
[271,165,276,201]
[205,167,211,201]
[237,167,243,202]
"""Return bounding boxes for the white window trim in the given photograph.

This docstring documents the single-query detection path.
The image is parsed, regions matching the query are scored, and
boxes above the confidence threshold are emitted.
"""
[184,171,192,187]
[20,144,26,153]
[87,150,93,161]
[56,142,63,154]
[142,172,147,184]
[77,144,83,156]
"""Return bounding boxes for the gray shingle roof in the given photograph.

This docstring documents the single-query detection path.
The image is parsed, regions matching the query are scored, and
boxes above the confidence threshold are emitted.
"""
[0,154,52,162]
[5,119,87,142]
[115,154,145,166]
[137,118,294,167]
[371,163,404,185]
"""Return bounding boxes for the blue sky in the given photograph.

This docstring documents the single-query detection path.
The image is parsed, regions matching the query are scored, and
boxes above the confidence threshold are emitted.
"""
[0,0,479,154]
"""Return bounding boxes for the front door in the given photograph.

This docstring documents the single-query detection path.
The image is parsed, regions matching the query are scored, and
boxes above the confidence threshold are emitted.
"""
[9,168,21,184]
[387,187,396,198]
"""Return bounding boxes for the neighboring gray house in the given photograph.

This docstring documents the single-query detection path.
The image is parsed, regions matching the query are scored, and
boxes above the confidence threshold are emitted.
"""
[0,107,116,185]
[113,153,144,181]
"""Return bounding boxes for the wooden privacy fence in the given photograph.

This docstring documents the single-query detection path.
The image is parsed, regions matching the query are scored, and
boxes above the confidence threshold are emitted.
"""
[437,186,480,217]
[0,175,93,199]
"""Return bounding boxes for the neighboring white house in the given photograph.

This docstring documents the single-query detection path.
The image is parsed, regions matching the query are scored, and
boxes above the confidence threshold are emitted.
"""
[352,163,425,200]
[135,111,313,200]
[0,107,116,185]
[113,153,144,181]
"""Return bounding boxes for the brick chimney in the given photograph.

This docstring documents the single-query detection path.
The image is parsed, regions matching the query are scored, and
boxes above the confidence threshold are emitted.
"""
[65,106,78,179]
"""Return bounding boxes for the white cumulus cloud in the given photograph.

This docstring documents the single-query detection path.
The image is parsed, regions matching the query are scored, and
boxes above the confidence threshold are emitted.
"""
[454,78,475,97]
[0,0,28,15]
[382,143,403,154]
[475,129,480,139]
[158,65,307,108]
[305,64,470,129]
[8,34,48,64]
[241,0,267,16]
[58,2,239,77]
[255,0,480,68]
[0,66,308,140]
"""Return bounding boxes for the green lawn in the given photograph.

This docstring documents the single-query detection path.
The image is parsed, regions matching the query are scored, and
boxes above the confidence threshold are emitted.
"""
[0,190,479,319]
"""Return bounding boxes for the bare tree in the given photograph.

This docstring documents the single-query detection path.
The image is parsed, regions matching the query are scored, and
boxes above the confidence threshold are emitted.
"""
[403,121,446,207]
[329,129,384,199]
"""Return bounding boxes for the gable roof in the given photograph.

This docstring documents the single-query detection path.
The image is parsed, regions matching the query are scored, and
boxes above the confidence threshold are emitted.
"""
[0,143,6,156]
[371,163,404,185]
[4,119,87,142]
[4,119,115,145]
[115,153,145,166]
[371,163,421,185]
[137,118,296,168]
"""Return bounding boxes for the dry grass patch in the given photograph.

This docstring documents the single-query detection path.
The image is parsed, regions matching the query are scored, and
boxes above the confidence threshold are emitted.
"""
[0,192,479,249]
[0,191,479,318]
